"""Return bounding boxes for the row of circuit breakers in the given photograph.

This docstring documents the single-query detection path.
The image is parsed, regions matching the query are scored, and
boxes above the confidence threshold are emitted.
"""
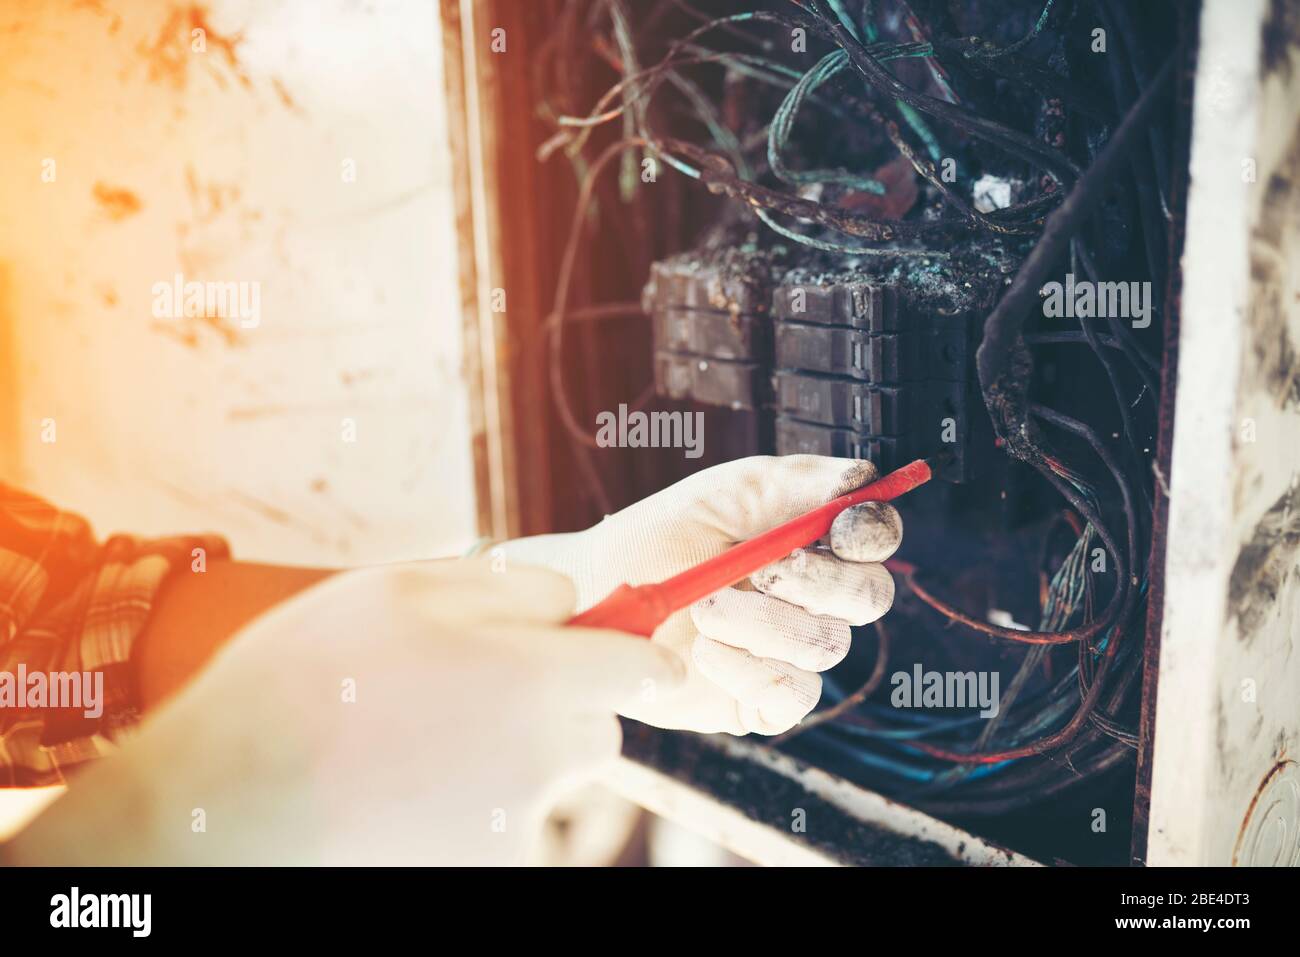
[645,256,987,482]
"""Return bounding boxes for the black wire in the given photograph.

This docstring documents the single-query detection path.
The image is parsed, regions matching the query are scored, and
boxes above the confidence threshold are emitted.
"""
[541,0,1161,799]
[803,0,1083,185]
[1024,331,1158,370]
[975,54,1175,402]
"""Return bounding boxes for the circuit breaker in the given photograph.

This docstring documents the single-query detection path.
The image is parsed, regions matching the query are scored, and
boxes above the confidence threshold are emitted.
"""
[645,236,990,481]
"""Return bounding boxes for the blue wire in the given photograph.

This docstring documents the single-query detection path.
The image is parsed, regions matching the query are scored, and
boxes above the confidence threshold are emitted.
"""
[798,729,945,782]
[768,50,887,195]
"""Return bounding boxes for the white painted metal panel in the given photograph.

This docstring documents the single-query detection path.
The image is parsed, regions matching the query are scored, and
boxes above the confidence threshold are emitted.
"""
[1149,0,1300,866]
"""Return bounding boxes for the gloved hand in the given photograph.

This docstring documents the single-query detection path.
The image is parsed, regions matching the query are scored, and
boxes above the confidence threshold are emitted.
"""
[8,561,681,866]
[501,455,903,736]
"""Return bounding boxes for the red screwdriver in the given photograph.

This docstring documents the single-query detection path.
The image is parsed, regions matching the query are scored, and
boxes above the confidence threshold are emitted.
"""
[568,457,938,637]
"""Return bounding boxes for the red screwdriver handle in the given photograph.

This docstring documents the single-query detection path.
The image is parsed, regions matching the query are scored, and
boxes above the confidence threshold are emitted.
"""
[568,583,672,637]
[567,458,933,637]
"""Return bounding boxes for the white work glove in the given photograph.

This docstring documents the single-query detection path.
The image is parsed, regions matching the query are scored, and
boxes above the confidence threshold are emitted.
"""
[501,455,903,736]
[9,562,681,866]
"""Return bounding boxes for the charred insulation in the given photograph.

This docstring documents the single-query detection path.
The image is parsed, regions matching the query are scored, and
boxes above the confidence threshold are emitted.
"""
[535,0,1193,865]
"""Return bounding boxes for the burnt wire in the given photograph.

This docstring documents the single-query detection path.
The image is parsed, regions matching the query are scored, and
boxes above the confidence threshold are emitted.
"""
[791,2,1168,799]
[551,2,1075,251]
[538,0,1173,803]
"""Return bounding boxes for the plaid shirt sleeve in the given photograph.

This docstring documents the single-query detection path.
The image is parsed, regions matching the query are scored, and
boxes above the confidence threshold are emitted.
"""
[0,484,230,787]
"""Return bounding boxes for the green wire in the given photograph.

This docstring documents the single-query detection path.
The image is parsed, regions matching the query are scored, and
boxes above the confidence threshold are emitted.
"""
[679,45,860,124]
[852,0,944,163]
[769,50,886,194]
[767,38,936,198]
[608,0,643,202]
[824,0,863,42]
[800,0,943,165]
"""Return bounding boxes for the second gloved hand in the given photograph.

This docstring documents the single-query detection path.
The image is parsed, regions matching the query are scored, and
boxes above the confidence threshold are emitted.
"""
[501,454,903,736]
[10,561,680,866]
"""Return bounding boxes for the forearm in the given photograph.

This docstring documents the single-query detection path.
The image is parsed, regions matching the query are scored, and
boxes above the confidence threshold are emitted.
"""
[132,560,335,711]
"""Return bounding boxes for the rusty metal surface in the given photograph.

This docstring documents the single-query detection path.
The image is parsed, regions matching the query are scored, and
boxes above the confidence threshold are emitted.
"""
[1233,759,1300,865]
[1129,0,1199,867]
